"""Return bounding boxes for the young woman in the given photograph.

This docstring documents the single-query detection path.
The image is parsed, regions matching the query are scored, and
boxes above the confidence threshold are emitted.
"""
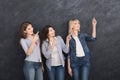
[19,22,43,80]
[67,18,97,80]
[42,25,71,80]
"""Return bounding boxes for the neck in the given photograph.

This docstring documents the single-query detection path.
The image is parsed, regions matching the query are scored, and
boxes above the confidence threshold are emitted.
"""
[27,34,33,39]
[72,30,78,36]
[48,36,54,42]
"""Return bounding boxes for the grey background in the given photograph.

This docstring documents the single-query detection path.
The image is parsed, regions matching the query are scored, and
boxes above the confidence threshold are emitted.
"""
[0,0,120,80]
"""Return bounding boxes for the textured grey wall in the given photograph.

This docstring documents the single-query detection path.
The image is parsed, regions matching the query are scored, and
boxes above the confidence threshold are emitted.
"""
[0,0,120,80]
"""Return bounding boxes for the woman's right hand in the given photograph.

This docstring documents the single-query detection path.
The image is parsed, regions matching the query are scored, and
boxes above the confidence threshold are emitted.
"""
[66,34,71,45]
[32,32,39,43]
[68,66,72,77]
[50,39,57,51]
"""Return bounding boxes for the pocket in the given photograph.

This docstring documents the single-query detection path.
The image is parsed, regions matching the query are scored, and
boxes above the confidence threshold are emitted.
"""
[84,61,90,67]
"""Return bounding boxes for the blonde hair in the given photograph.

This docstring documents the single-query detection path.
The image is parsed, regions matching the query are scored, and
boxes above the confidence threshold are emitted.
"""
[68,19,80,34]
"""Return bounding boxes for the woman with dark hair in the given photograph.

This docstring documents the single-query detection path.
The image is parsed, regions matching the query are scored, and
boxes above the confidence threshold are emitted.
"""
[67,18,97,80]
[42,25,71,80]
[19,22,43,80]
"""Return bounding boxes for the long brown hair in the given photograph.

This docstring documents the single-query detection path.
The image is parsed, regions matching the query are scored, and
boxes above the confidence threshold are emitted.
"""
[19,22,32,51]
[19,22,32,39]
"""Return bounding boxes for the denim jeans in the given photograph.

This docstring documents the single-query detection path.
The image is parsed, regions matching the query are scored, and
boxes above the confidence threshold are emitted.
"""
[23,61,43,80]
[72,61,90,80]
[46,65,65,80]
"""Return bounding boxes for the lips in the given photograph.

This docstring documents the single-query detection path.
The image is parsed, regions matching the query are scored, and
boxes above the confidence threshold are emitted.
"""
[30,31,33,34]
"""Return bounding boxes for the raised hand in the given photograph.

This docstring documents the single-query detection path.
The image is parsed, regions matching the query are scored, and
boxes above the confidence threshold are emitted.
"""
[32,31,39,43]
[66,34,71,45]
[92,17,97,27]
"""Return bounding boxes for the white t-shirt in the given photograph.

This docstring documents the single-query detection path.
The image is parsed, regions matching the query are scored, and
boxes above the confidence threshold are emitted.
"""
[50,42,62,66]
[72,36,85,57]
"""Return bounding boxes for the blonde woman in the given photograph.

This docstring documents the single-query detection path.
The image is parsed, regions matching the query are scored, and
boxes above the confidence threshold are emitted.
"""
[67,18,97,80]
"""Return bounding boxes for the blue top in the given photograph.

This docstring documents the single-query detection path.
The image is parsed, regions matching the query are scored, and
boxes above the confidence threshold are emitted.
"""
[68,32,96,68]
[42,36,69,70]
[20,38,42,62]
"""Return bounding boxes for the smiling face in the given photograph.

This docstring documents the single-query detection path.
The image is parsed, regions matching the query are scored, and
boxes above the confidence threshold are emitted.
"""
[72,20,80,31]
[24,24,34,36]
[68,19,80,34]
[48,27,55,38]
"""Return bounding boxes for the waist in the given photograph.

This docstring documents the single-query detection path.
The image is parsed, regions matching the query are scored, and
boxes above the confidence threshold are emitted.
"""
[70,56,90,63]
[24,61,42,67]
[25,60,42,63]
[25,57,42,62]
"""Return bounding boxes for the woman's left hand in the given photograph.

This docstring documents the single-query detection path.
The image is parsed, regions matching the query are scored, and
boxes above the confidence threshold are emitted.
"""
[66,34,71,45]
[92,17,97,27]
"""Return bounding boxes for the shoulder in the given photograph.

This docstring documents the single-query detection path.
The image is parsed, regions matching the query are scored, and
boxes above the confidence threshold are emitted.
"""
[78,32,86,35]
[78,32,85,37]
[42,39,48,45]
[20,38,26,42]
[56,35,62,39]
[20,38,27,45]
[56,35,63,41]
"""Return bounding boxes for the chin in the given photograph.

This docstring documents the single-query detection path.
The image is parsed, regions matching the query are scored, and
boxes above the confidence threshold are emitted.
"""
[52,34,55,36]
[31,32,34,34]
[30,33,34,35]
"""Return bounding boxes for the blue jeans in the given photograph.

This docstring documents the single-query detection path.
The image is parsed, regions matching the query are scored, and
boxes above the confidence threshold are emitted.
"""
[23,61,43,80]
[47,65,65,80]
[72,61,90,80]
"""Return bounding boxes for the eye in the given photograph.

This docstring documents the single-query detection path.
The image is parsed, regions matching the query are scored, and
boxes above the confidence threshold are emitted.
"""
[28,28,31,30]
[74,23,77,25]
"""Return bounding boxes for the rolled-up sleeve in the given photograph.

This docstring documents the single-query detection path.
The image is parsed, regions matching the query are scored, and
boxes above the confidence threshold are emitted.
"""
[84,33,96,41]
[67,41,71,59]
